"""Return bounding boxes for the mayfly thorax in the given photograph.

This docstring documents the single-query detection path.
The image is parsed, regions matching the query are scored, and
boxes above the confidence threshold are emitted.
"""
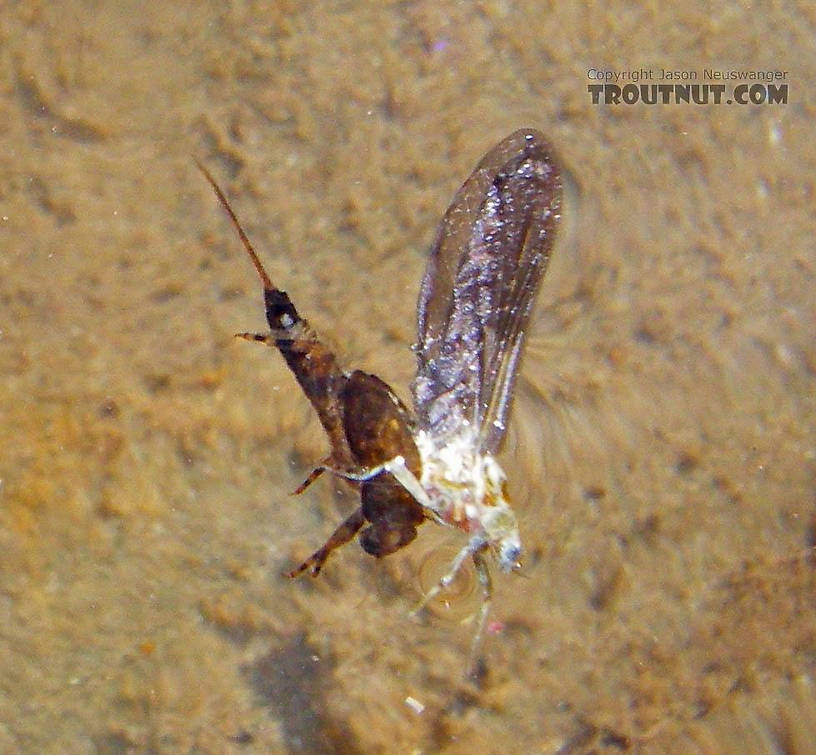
[197,128,562,656]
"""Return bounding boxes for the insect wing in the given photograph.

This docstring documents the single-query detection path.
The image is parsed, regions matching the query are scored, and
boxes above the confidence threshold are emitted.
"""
[412,129,562,453]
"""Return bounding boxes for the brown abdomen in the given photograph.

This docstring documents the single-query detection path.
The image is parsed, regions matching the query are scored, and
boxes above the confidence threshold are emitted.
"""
[340,371,425,557]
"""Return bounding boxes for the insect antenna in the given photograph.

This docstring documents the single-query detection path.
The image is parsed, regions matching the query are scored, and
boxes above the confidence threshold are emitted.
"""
[194,159,274,291]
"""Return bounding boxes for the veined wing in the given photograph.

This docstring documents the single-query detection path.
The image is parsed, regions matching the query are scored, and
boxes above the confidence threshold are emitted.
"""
[412,129,562,453]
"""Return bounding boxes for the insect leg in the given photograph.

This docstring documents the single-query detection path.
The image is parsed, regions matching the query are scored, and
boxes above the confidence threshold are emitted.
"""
[291,465,326,496]
[410,535,486,617]
[336,455,434,511]
[467,548,493,671]
[286,507,366,578]
[235,332,273,344]
[291,454,426,511]
[381,456,434,511]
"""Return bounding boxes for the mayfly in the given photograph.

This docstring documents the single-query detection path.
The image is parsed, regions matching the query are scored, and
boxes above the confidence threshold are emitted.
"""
[197,128,562,655]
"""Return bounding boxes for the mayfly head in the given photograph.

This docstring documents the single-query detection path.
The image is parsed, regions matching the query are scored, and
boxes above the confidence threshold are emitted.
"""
[495,523,522,574]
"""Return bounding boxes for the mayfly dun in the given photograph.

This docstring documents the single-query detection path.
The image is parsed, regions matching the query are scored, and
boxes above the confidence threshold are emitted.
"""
[197,128,562,659]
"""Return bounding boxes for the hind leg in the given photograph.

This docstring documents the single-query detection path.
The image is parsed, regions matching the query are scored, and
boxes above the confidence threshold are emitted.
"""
[286,507,366,577]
